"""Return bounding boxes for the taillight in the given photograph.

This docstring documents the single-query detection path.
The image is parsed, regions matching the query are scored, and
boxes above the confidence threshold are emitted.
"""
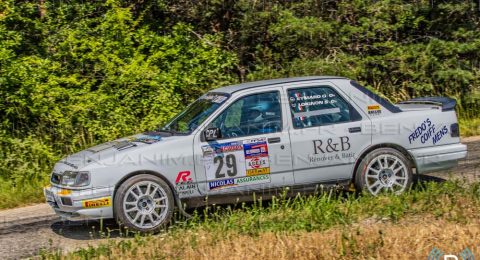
[450,123,459,137]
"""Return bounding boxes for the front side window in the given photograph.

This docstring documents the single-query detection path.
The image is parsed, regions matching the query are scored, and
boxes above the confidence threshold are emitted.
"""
[161,93,229,134]
[209,91,282,139]
[288,86,352,128]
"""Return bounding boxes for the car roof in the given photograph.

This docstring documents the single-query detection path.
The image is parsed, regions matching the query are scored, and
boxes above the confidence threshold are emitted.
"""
[211,76,347,94]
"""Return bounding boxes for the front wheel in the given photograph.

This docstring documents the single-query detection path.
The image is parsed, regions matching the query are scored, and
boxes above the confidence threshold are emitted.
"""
[114,174,174,233]
[354,148,413,196]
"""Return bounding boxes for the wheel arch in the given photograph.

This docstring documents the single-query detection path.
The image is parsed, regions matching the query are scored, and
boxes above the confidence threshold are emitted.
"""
[351,143,417,182]
[112,170,177,215]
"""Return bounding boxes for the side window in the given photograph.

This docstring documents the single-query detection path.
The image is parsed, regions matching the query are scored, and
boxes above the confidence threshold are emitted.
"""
[210,91,282,139]
[223,100,243,128]
[288,86,352,128]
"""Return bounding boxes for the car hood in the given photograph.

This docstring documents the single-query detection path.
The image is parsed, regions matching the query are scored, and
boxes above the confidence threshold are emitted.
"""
[57,132,186,170]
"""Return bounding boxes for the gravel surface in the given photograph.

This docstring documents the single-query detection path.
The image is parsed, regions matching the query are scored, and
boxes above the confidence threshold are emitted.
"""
[0,137,478,259]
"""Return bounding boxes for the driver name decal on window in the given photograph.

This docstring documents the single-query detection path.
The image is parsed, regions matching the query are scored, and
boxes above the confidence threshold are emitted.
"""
[202,137,271,190]
[288,86,351,128]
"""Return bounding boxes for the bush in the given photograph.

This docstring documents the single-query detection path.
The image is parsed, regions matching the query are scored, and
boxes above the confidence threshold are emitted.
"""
[0,0,479,207]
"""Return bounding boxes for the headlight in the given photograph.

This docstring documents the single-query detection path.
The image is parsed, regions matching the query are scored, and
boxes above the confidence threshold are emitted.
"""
[56,171,90,187]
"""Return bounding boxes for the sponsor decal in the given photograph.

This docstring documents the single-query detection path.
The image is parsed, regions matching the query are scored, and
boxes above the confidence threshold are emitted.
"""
[408,118,448,145]
[313,136,351,154]
[208,178,235,190]
[204,141,244,155]
[175,171,197,196]
[132,134,162,144]
[432,125,448,145]
[235,174,270,185]
[202,145,214,155]
[243,138,271,176]
[175,171,192,184]
[203,137,271,190]
[176,183,197,196]
[245,147,267,156]
[203,141,247,184]
[245,156,270,176]
[243,137,268,145]
[310,136,354,163]
[207,175,271,190]
[82,197,111,208]
[367,105,382,115]
[217,144,243,153]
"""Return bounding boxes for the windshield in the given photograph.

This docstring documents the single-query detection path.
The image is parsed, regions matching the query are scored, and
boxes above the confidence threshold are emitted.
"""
[160,93,229,134]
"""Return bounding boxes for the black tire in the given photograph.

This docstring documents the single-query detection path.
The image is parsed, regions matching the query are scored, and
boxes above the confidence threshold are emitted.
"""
[114,174,174,233]
[354,148,413,195]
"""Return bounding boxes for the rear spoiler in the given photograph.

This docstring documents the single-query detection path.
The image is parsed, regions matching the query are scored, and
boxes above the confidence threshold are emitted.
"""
[398,97,456,111]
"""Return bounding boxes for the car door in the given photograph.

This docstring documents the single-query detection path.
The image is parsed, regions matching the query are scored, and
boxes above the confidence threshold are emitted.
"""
[193,88,294,195]
[286,82,372,184]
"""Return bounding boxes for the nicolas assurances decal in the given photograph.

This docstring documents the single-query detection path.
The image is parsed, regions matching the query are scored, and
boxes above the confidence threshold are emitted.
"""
[310,136,354,163]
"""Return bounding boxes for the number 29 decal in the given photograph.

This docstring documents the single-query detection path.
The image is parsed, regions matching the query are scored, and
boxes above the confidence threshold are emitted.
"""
[203,138,271,190]
[214,154,237,178]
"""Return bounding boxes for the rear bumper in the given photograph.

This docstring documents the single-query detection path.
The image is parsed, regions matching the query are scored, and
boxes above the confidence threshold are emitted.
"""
[44,185,114,221]
[408,143,467,174]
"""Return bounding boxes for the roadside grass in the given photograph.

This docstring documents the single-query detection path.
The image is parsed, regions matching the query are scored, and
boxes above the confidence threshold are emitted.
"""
[40,180,480,259]
[0,180,47,209]
[460,117,480,137]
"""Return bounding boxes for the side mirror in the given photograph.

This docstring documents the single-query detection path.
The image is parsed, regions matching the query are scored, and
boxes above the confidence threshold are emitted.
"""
[204,127,221,141]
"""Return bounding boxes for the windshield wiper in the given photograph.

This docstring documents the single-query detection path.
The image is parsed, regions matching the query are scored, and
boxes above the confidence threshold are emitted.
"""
[150,129,176,136]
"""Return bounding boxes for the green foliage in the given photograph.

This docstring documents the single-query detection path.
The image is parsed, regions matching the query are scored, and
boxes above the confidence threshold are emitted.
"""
[150,0,480,112]
[0,0,237,194]
[0,0,479,207]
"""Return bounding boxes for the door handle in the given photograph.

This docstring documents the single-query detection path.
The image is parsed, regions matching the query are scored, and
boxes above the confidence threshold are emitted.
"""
[349,127,361,133]
[268,137,281,144]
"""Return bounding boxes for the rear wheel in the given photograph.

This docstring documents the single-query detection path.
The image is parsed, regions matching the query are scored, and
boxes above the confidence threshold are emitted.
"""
[355,148,413,195]
[114,174,174,233]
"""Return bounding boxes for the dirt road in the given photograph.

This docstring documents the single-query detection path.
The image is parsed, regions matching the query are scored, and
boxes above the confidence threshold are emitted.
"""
[1,137,479,259]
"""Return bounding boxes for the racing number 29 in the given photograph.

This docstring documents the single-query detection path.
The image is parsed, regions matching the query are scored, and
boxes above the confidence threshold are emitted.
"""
[214,154,237,178]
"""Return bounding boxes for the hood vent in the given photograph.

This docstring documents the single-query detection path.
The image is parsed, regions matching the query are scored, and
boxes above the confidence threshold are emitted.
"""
[113,140,137,151]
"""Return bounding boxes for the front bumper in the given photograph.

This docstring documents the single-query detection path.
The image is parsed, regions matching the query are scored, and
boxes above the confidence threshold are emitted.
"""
[44,185,114,221]
[408,143,468,174]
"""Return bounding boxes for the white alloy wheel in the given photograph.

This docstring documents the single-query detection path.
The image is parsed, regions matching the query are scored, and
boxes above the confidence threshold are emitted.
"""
[122,181,169,229]
[355,148,413,196]
[115,174,174,233]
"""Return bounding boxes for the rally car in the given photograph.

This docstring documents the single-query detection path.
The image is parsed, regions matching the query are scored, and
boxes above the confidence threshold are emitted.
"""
[44,76,467,232]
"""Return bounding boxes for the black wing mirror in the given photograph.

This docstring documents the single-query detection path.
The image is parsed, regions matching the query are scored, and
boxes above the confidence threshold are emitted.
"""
[204,127,221,141]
